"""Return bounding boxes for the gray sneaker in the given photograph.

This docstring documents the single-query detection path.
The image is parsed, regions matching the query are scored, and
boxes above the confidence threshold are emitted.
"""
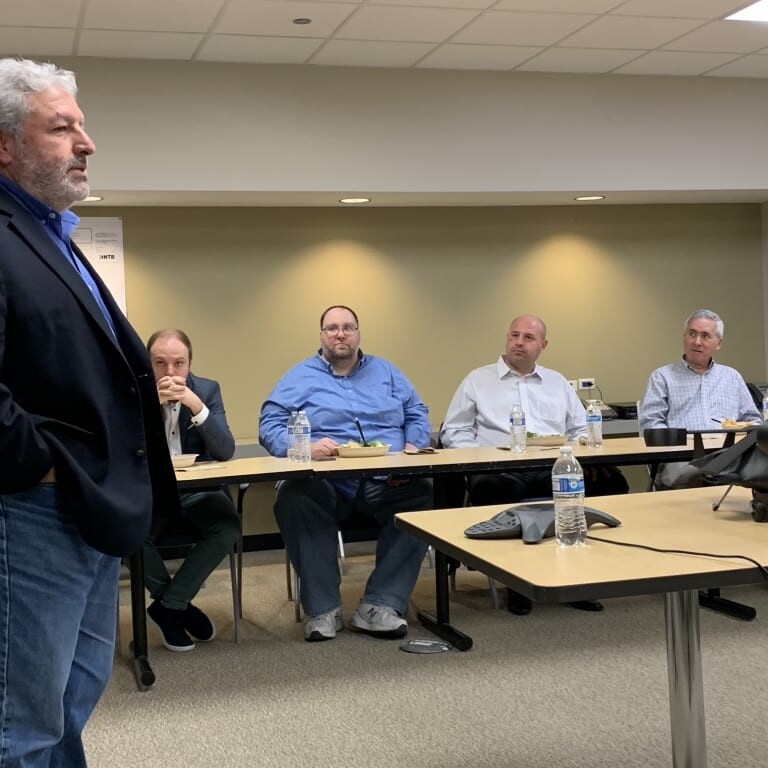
[304,607,343,642]
[350,602,408,638]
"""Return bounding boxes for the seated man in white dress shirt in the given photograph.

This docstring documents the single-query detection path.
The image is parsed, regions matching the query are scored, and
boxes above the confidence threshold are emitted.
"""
[441,314,627,614]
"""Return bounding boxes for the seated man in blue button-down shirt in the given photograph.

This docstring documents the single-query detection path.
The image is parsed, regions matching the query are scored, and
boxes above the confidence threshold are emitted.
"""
[640,309,761,489]
[259,305,433,642]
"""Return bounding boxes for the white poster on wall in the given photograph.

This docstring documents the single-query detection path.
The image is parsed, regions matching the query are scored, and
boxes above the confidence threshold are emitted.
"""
[71,217,126,314]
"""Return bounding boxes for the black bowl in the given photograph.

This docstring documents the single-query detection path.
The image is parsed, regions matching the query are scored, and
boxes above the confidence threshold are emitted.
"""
[643,428,688,447]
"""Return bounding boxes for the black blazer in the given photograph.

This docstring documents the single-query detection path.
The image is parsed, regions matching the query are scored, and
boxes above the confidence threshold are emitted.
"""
[179,373,235,462]
[0,187,179,556]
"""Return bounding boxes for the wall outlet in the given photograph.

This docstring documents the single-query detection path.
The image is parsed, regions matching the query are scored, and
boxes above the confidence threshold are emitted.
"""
[568,379,578,390]
[578,377,596,390]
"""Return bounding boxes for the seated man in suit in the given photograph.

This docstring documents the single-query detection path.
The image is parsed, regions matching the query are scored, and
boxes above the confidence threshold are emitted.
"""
[639,309,761,490]
[259,305,433,642]
[144,329,240,652]
[441,314,627,614]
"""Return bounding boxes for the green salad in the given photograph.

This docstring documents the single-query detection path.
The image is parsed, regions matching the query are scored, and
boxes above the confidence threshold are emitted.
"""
[343,439,387,448]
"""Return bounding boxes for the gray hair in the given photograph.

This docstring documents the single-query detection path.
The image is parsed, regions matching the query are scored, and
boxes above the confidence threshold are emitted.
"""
[0,58,77,140]
[684,309,724,339]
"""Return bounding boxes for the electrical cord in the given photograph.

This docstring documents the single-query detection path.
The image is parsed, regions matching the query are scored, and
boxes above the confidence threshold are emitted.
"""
[586,534,768,580]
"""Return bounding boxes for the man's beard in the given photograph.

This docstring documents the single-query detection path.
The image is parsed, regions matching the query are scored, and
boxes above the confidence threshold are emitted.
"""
[14,146,89,211]
[323,343,356,364]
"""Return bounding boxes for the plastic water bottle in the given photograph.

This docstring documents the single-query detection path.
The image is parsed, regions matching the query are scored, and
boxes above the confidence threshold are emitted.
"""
[762,393,768,422]
[286,411,298,461]
[552,446,586,547]
[509,402,526,453]
[585,400,603,448]
[294,410,312,463]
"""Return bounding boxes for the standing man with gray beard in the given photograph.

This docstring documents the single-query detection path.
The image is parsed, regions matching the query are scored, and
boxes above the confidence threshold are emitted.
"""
[0,58,176,766]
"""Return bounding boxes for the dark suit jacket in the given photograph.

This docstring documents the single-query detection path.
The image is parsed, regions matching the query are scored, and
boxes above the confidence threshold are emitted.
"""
[179,373,235,462]
[0,187,179,557]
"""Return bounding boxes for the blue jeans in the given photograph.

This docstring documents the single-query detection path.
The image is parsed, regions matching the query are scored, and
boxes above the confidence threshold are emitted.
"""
[0,485,119,767]
[274,477,432,616]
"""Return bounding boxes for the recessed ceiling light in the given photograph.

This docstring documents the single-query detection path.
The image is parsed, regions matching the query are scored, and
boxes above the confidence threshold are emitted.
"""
[83,195,104,202]
[292,17,312,24]
[574,195,605,201]
[726,1,768,22]
[339,197,371,204]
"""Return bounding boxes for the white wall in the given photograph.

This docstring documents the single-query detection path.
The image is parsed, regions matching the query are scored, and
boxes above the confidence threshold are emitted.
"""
[65,58,768,196]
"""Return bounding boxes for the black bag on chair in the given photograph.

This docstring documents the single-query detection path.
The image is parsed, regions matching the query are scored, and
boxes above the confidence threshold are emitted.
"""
[682,423,768,521]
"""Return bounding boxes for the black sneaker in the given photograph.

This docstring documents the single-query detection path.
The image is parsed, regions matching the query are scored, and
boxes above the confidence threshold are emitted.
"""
[184,603,216,642]
[506,589,533,616]
[570,600,604,612]
[147,600,195,652]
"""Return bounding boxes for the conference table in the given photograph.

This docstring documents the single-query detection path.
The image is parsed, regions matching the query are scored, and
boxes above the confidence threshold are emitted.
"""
[394,486,766,768]
[127,434,732,690]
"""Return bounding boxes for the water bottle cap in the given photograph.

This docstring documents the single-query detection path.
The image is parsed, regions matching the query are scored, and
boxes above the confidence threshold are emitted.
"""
[560,445,573,452]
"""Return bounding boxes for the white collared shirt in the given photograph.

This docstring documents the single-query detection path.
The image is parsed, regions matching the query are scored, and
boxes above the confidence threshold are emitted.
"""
[441,357,587,447]
[162,402,210,455]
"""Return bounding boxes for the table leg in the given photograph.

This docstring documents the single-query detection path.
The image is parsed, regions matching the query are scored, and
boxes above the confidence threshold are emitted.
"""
[128,550,155,691]
[416,549,473,651]
[664,590,706,768]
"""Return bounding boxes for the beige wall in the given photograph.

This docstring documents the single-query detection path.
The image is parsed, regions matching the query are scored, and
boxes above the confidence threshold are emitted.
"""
[87,202,764,438]
[65,58,768,197]
[82,203,763,532]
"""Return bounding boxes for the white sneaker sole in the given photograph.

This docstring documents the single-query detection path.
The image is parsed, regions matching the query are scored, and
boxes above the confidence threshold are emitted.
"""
[147,615,196,652]
[350,615,408,638]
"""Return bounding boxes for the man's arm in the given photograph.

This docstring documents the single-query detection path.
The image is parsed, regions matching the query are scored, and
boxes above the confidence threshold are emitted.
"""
[440,378,479,448]
[392,367,431,448]
[189,379,235,461]
[259,394,290,457]
[736,378,762,423]
[563,384,587,441]
[0,278,53,488]
[639,370,669,430]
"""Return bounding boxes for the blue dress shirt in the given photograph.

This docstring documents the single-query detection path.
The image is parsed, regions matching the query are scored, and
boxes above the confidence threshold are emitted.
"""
[259,351,431,498]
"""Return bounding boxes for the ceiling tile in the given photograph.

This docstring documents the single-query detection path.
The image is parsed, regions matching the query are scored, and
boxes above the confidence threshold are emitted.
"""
[611,0,745,19]
[84,0,224,33]
[706,53,768,77]
[216,1,356,37]
[311,39,434,66]
[371,0,494,8]
[518,47,643,73]
[336,6,480,42]
[197,34,322,63]
[0,27,75,57]
[614,49,741,75]
[664,20,768,53]
[562,15,704,48]
[417,43,542,69]
[78,30,202,59]
[494,0,619,10]
[454,11,596,46]
[1,0,82,28]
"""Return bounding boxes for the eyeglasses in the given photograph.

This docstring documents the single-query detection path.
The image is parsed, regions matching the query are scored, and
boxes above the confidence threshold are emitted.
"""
[321,324,358,335]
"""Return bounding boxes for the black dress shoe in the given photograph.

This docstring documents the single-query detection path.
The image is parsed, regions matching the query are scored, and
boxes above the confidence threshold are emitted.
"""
[507,589,533,615]
[570,600,604,612]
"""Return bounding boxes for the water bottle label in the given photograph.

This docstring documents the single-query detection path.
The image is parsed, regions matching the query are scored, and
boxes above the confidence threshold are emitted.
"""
[552,477,584,493]
[586,414,601,423]
[297,426,310,435]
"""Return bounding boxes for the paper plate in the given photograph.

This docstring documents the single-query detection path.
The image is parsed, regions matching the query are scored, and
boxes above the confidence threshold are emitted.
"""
[336,445,390,458]
[526,435,567,447]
